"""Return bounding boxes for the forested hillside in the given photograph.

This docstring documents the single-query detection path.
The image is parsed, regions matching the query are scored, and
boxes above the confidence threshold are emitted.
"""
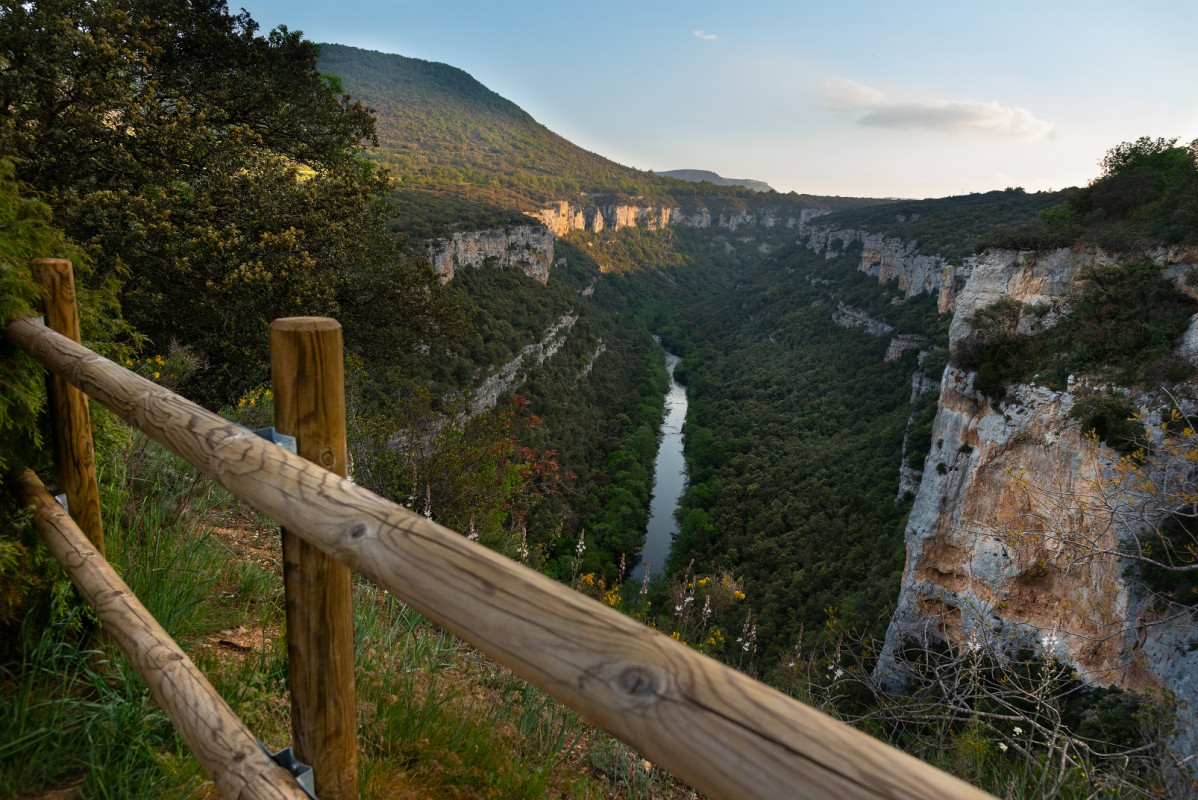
[5,4,1198,797]
[660,241,945,663]
[316,43,880,228]
[813,187,1071,262]
[316,43,670,207]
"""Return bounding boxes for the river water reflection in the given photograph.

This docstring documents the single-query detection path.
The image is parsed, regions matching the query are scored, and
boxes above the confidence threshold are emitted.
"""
[632,350,688,581]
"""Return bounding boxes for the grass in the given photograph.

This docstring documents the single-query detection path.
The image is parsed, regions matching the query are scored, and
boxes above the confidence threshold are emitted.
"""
[0,425,694,799]
[7,412,1177,798]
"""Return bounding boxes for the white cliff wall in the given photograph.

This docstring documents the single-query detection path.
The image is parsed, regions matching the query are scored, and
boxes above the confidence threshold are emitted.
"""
[878,246,1198,757]
[801,227,958,303]
[428,226,554,284]
[533,201,826,237]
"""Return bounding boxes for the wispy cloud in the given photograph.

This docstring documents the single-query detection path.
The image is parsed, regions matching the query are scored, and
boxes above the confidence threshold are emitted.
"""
[822,78,1054,139]
[693,30,718,41]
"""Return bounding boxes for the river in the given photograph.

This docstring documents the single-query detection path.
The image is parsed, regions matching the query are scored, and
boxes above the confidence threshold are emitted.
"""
[632,349,688,581]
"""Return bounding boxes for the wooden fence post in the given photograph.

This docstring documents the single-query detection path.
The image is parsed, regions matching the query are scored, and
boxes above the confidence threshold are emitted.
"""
[270,317,358,800]
[9,469,310,800]
[31,258,104,557]
[8,316,1000,800]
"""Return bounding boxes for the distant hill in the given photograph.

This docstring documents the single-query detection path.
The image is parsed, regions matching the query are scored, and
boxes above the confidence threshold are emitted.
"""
[316,44,671,208]
[658,169,774,193]
[316,43,880,221]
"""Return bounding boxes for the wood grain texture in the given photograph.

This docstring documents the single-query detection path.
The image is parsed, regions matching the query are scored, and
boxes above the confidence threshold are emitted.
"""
[9,468,309,800]
[271,318,358,800]
[6,316,997,800]
[31,259,104,557]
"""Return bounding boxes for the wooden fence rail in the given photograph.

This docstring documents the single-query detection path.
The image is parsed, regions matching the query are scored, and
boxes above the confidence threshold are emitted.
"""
[5,314,995,800]
[8,468,310,800]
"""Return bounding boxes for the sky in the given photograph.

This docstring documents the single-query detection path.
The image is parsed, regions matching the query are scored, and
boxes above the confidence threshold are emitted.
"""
[238,0,1197,199]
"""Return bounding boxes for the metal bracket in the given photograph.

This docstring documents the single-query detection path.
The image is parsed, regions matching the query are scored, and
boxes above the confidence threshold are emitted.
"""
[54,493,69,512]
[251,426,297,454]
[258,741,317,799]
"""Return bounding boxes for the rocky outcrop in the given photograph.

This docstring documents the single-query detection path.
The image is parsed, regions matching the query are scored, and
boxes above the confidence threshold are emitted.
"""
[831,303,893,337]
[878,246,1198,760]
[533,201,826,238]
[578,340,606,381]
[885,334,927,362]
[896,366,939,499]
[428,226,554,284]
[470,313,578,415]
[802,227,955,302]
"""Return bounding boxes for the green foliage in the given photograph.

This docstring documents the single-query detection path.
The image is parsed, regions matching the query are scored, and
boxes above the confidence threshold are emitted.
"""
[0,163,60,472]
[0,429,658,799]
[979,137,1198,251]
[0,613,207,798]
[316,43,884,223]
[315,43,669,206]
[811,188,1070,263]
[388,189,538,240]
[776,622,1184,797]
[643,240,940,661]
[0,1,454,407]
[1132,516,1198,609]
[348,377,565,560]
[903,391,941,475]
[0,425,289,798]
[566,227,689,275]
[955,260,1198,402]
[1070,392,1139,448]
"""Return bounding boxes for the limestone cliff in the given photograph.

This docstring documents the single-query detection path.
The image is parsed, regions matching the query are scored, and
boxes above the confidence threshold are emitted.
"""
[801,226,961,308]
[428,226,554,284]
[831,302,894,337]
[878,246,1198,758]
[470,313,578,415]
[534,201,826,238]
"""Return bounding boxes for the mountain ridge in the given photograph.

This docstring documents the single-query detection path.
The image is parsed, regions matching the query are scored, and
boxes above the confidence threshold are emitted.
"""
[658,169,774,193]
[316,43,882,222]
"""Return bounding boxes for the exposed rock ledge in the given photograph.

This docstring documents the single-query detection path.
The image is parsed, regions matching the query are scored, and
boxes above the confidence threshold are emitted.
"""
[877,246,1198,763]
[470,313,578,415]
[428,226,553,284]
[534,201,828,237]
[831,302,893,337]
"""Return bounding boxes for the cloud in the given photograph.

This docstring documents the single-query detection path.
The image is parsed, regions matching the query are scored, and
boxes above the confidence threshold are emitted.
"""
[693,30,718,40]
[821,78,1054,139]
[821,78,886,110]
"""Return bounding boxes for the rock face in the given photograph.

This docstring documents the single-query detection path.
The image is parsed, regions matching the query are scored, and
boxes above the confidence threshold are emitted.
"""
[831,302,893,337]
[533,201,826,238]
[802,227,959,305]
[470,313,578,415]
[878,246,1198,759]
[885,334,926,362]
[428,226,554,284]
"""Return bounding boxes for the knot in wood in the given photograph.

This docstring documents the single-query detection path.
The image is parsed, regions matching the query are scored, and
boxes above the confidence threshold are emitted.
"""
[319,448,336,468]
[348,523,369,540]
[618,665,659,698]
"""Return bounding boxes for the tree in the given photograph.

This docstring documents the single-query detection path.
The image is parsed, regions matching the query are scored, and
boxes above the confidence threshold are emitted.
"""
[0,0,454,405]
[1072,137,1198,244]
[0,160,76,470]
